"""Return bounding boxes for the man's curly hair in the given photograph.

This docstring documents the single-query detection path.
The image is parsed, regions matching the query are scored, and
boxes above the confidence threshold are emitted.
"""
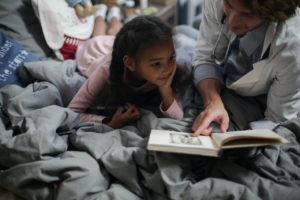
[241,0,300,22]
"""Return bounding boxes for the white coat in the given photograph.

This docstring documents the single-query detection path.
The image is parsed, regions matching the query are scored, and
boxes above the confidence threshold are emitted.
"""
[193,0,300,123]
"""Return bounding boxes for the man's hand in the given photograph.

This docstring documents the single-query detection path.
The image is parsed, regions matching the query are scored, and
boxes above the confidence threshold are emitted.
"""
[192,79,229,136]
[192,100,229,136]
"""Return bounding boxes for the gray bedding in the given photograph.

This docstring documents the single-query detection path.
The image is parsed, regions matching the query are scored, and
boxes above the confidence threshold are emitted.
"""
[0,60,300,200]
[1,0,300,199]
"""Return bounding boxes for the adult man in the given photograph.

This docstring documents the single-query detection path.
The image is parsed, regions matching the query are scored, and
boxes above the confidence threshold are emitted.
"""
[192,0,300,135]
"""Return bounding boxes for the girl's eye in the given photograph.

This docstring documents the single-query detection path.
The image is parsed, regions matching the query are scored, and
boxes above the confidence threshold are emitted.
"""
[151,62,161,67]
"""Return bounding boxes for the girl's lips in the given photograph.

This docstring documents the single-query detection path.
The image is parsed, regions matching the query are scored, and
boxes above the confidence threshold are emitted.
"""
[158,75,169,81]
[159,72,171,80]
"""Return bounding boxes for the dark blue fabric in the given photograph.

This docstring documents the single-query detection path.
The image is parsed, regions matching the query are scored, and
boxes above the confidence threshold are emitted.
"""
[224,38,240,75]
[223,37,253,83]
[0,32,39,88]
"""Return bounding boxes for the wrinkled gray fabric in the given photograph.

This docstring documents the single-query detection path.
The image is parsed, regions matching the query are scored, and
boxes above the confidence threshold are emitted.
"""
[1,66,300,200]
[20,60,86,106]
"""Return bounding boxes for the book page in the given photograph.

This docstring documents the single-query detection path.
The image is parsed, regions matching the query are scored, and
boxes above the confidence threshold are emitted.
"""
[211,129,288,149]
[147,130,220,157]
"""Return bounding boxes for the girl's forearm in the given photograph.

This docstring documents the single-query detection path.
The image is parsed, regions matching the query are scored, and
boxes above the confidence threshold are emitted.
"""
[159,86,175,111]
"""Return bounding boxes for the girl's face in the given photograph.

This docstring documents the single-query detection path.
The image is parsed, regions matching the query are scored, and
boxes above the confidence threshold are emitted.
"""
[124,40,176,87]
[224,0,265,36]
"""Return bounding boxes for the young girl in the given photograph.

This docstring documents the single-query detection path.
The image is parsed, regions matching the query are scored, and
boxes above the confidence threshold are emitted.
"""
[68,16,191,129]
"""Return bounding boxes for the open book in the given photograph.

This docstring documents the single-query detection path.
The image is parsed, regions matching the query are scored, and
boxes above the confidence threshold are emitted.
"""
[147,129,288,157]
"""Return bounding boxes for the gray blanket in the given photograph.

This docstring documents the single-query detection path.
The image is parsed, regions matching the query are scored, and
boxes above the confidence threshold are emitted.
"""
[0,60,300,200]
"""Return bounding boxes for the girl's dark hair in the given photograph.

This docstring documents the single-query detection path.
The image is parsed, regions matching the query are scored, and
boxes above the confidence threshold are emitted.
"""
[105,16,192,108]
[240,0,300,22]
[109,15,173,83]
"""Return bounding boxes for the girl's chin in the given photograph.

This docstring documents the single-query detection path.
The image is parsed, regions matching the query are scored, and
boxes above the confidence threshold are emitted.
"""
[149,78,168,87]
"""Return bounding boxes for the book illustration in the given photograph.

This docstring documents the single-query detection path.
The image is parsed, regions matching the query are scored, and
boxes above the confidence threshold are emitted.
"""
[170,132,202,145]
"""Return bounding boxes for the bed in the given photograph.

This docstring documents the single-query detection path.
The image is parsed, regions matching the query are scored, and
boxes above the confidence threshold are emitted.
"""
[1,1,300,199]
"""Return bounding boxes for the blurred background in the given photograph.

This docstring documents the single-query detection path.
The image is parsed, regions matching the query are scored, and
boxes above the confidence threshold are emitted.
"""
[177,0,202,29]
[93,0,203,29]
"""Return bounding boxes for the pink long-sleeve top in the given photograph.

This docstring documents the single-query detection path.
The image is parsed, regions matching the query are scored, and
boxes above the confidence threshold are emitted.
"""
[68,35,184,123]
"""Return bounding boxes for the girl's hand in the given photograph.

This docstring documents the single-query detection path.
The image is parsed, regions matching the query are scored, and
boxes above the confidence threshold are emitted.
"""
[158,64,177,91]
[158,64,177,110]
[105,103,140,129]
